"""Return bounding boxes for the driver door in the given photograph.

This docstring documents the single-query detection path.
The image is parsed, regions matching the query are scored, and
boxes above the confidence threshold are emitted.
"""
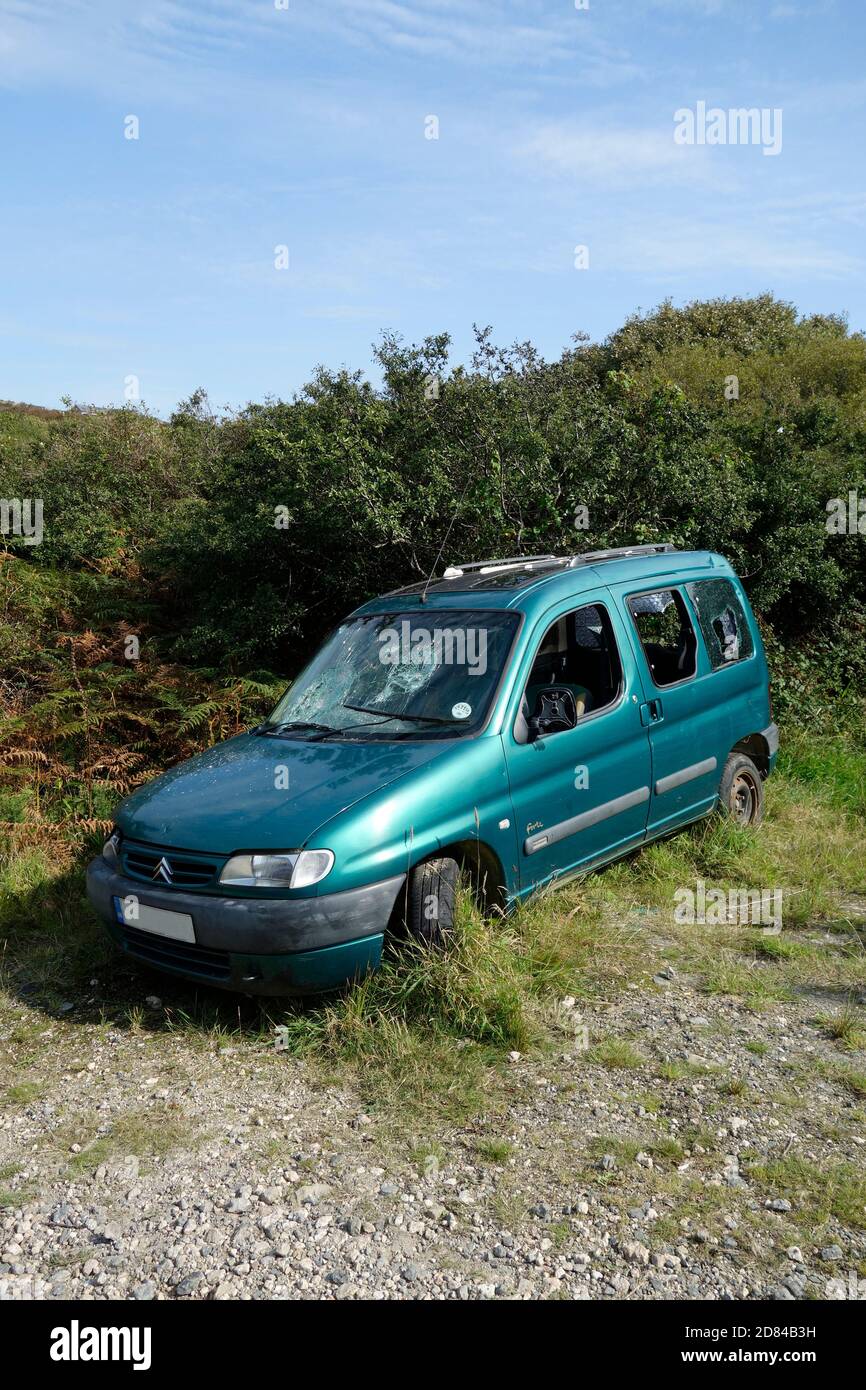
[503,594,653,896]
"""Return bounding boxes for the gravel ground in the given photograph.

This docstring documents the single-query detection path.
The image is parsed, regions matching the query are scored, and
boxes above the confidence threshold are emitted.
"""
[2,936,865,1303]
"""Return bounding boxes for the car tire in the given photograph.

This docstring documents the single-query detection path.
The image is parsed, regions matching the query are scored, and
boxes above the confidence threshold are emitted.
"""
[719,753,764,827]
[406,856,460,948]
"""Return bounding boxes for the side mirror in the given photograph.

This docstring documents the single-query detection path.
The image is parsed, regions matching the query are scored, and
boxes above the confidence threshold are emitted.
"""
[528,687,578,739]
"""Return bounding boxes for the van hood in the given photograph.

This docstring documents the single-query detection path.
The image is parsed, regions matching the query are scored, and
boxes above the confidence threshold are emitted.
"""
[115,731,450,855]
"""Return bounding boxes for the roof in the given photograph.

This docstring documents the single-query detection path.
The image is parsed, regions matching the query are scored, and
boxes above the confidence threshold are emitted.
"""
[354,547,731,618]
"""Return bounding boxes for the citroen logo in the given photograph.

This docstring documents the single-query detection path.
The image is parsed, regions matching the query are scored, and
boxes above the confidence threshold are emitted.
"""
[153,856,174,884]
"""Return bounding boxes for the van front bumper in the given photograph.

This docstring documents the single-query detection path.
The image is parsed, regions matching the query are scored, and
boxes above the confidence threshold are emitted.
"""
[86,856,405,995]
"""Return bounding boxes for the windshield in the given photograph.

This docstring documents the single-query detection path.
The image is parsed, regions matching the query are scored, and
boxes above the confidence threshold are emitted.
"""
[263,609,519,740]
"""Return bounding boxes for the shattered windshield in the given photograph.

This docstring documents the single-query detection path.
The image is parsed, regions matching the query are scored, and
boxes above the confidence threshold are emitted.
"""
[264,609,519,740]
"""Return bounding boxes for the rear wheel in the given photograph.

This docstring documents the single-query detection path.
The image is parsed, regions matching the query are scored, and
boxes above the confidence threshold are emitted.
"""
[406,856,460,948]
[719,753,764,827]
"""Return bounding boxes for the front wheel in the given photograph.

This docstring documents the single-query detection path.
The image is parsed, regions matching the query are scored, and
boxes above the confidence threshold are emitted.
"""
[406,856,460,948]
[718,753,764,827]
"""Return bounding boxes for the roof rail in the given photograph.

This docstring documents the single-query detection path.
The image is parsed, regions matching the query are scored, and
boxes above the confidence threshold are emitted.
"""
[442,553,560,578]
[567,543,677,568]
[439,543,678,582]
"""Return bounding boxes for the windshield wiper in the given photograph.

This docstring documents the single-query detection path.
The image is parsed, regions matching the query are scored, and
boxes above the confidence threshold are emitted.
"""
[256,720,337,738]
[342,703,461,726]
[316,715,399,741]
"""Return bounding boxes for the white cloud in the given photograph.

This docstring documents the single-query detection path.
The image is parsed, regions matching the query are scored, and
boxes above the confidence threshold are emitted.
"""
[516,124,718,187]
[605,223,862,278]
[0,0,640,90]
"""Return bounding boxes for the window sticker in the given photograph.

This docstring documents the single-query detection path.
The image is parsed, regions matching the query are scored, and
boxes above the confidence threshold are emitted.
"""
[452,702,472,720]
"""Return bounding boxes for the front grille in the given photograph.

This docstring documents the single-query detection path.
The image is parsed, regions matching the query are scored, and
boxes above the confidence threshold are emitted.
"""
[122,843,219,889]
[121,925,231,981]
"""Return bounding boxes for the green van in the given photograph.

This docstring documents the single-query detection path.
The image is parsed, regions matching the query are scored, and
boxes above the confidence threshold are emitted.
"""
[87,545,777,995]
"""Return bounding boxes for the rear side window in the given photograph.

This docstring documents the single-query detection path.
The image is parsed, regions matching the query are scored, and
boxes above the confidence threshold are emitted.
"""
[627,589,697,686]
[686,578,754,669]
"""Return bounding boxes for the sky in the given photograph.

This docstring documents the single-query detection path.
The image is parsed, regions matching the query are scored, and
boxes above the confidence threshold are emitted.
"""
[1,0,864,415]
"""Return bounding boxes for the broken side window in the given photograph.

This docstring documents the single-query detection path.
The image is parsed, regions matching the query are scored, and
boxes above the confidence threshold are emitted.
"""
[686,578,754,670]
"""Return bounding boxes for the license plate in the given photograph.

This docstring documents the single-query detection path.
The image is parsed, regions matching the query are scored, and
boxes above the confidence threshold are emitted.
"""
[113,895,196,944]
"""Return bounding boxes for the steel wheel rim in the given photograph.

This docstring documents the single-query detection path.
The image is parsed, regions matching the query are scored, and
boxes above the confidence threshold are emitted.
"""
[730,770,758,824]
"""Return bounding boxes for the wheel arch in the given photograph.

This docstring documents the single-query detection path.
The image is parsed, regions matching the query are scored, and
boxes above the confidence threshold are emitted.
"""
[439,836,509,913]
[730,732,771,778]
[388,837,508,933]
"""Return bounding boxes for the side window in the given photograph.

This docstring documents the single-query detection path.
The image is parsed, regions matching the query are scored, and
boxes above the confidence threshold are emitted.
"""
[628,588,697,687]
[686,579,754,669]
[521,603,623,734]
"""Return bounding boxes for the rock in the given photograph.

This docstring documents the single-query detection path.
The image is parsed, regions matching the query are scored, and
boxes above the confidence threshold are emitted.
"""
[176,1272,205,1296]
[819,1245,843,1262]
[766,1198,792,1213]
[132,1281,155,1300]
[622,1241,650,1266]
[722,1156,747,1188]
[296,1184,331,1205]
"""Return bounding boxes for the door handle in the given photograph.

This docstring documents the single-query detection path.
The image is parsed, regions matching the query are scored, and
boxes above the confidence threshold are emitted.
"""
[639,699,664,726]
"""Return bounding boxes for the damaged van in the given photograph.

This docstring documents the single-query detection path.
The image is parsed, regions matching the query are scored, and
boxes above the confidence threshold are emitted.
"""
[87,544,777,994]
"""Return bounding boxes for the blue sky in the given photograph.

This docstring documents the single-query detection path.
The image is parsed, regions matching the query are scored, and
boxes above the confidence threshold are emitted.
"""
[1,0,864,414]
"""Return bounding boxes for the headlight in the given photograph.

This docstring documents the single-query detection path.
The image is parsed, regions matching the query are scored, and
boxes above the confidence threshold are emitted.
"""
[102,829,122,865]
[218,850,334,889]
[290,850,335,888]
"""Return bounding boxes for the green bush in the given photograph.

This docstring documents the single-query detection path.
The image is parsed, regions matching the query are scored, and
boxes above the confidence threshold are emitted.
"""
[2,297,865,686]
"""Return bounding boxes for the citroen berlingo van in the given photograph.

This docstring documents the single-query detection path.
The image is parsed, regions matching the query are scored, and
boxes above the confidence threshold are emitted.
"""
[87,545,777,995]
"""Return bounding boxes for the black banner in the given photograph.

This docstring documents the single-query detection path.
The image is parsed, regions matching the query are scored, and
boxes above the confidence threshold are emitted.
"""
[1,1296,859,1376]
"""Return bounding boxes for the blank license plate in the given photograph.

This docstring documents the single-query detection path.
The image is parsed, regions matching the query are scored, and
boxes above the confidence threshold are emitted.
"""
[113,896,196,944]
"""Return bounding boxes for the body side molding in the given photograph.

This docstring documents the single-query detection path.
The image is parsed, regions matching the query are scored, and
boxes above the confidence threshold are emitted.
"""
[654,756,718,796]
[524,786,650,856]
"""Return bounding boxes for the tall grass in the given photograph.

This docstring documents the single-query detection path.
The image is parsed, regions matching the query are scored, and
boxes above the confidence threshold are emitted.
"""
[1,717,864,1126]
